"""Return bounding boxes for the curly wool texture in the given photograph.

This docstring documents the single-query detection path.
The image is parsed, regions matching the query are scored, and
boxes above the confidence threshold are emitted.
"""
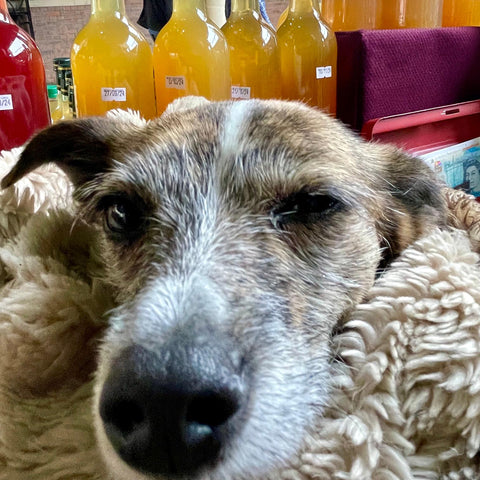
[1,142,480,479]
[291,228,480,480]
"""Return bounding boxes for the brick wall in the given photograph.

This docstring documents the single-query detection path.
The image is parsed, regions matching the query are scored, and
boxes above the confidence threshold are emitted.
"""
[31,0,288,85]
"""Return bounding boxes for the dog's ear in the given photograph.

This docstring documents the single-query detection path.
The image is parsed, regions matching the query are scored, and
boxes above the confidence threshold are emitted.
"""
[372,145,447,264]
[1,117,120,189]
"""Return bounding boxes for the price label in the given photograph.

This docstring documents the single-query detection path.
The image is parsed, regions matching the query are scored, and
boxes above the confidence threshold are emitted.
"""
[101,88,127,102]
[231,86,251,99]
[316,66,332,79]
[165,76,186,89]
[0,94,13,111]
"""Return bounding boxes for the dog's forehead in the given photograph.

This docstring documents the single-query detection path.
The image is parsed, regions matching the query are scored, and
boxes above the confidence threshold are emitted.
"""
[113,100,371,203]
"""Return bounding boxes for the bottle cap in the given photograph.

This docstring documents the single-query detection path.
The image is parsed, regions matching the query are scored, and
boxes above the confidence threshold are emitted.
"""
[47,84,58,99]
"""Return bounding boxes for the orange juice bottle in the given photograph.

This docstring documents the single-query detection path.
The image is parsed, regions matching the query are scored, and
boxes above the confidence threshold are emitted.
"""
[153,0,230,114]
[277,0,337,115]
[222,0,280,100]
[381,0,444,28]
[277,0,320,29]
[321,0,380,30]
[443,0,480,26]
[71,0,156,119]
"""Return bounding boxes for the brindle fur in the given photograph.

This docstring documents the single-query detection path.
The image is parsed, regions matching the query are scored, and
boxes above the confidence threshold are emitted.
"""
[2,99,446,480]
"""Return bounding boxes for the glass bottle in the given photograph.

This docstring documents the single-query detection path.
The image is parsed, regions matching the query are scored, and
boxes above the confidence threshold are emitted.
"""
[65,69,76,119]
[381,0,444,28]
[47,84,60,124]
[321,0,380,30]
[53,58,73,121]
[153,0,230,114]
[277,0,337,115]
[222,0,280,100]
[71,0,156,119]
[443,0,480,26]
[52,58,64,120]
[206,0,227,27]
[277,0,320,30]
[54,57,73,121]
[0,0,50,151]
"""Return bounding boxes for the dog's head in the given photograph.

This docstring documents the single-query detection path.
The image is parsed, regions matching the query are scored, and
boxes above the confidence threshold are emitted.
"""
[2,99,446,480]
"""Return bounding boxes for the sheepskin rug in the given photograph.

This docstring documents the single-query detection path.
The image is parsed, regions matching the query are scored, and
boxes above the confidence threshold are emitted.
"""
[1,126,480,479]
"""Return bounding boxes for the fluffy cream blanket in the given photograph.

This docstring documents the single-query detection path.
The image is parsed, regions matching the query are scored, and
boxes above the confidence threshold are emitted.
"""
[1,143,480,480]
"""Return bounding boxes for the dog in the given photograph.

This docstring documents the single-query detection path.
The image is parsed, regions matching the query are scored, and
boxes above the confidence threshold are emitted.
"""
[1,98,446,480]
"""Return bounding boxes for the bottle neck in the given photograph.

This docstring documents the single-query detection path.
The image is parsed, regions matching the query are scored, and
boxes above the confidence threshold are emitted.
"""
[91,0,126,17]
[288,0,317,13]
[230,0,260,13]
[172,0,208,16]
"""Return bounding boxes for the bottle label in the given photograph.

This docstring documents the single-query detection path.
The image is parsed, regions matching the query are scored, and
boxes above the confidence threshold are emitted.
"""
[316,66,333,79]
[101,88,127,102]
[231,86,251,100]
[0,94,13,111]
[165,76,186,90]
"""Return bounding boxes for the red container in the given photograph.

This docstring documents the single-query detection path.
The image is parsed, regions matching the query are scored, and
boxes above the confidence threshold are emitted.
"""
[0,0,50,151]
[362,100,480,156]
[362,100,480,200]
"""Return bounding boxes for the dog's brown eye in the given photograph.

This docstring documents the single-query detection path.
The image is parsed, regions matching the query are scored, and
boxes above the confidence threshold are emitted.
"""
[271,192,341,229]
[106,203,129,232]
[103,197,144,237]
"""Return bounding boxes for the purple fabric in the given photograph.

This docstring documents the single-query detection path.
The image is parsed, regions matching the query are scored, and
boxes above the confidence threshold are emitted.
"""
[336,27,480,131]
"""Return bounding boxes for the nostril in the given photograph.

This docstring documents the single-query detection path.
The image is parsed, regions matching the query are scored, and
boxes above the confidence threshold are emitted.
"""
[103,399,146,439]
[186,390,240,428]
[179,389,241,470]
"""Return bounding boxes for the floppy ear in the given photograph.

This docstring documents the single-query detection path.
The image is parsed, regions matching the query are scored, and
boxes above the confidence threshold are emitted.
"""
[1,117,119,190]
[373,146,447,264]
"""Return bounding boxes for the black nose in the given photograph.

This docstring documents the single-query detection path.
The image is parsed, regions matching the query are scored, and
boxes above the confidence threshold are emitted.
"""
[99,341,246,477]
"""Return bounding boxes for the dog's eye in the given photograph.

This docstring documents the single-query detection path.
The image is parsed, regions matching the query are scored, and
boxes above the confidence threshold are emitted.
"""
[103,197,144,237]
[271,192,341,229]
[106,203,129,232]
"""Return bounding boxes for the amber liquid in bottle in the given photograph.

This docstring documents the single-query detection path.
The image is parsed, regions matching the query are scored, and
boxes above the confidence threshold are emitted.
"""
[0,0,50,151]
[443,0,480,26]
[153,0,230,114]
[277,0,320,30]
[277,0,337,115]
[321,0,380,30]
[71,0,156,119]
[381,0,444,28]
[222,0,280,100]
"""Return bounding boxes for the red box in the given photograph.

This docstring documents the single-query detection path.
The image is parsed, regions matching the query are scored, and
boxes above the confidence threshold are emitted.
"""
[362,100,480,200]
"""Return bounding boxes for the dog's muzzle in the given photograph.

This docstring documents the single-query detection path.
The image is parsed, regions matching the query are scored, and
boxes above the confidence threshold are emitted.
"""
[99,333,247,477]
